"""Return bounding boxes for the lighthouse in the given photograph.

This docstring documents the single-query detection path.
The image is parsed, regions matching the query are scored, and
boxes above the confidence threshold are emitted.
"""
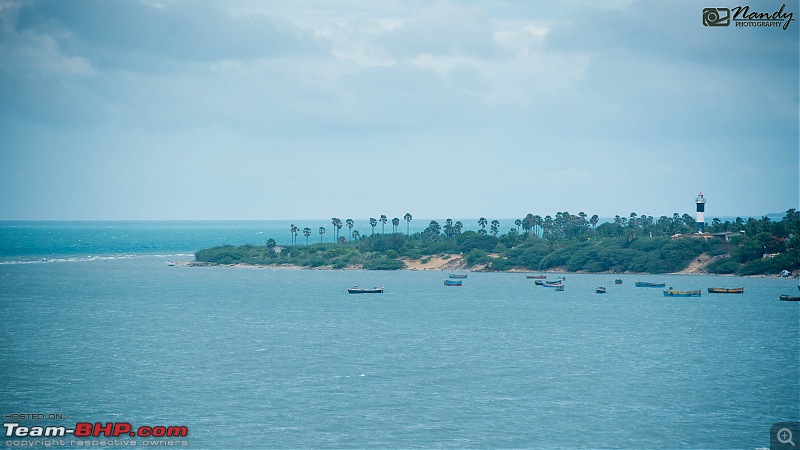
[695,192,706,233]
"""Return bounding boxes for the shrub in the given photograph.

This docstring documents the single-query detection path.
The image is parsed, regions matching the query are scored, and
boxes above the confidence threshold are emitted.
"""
[363,258,406,270]
[707,257,739,274]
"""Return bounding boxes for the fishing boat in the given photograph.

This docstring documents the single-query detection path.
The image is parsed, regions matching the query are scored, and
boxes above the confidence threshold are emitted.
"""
[707,287,744,294]
[614,279,623,285]
[542,281,563,288]
[534,279,545,285]
[596,287,606,294]
[636,281,666,288]
[779,294,800,301]
[448,274,468,279]
[526,275,546,279]
[347,286,384,294]
[555,284,565,291]
[663,289,701,297]
[444,279,462,286]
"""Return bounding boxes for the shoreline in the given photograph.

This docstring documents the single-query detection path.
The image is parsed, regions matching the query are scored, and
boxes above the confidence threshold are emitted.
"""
[180,260,796,279]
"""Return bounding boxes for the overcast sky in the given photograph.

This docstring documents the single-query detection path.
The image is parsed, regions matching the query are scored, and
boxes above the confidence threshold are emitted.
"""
[1,0,797,221]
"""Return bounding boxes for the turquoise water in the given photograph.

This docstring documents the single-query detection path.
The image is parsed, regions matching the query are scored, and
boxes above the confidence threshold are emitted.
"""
[1,223,798,449]
[0,220,484,262]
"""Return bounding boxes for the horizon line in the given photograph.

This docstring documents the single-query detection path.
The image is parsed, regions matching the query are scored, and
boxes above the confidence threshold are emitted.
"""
[0,212,791,223]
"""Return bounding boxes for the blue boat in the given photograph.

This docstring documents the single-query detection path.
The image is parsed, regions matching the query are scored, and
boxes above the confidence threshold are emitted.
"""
[635,281,665,288]
[444,279,462,286]
[448,274,468,279]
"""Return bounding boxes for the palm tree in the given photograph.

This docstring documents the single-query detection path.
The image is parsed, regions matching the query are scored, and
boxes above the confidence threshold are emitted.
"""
[352,230,360,241]
[444,218,454,238]
[290,224,299,246]
[478,217,487,231]
[303,227,311,245]
[590,214,599,230]
[543,216,554,239]
[522,214,534,236]
[490,220,500,236]
[380,215,387,234]
[369,218,377,235]
[533,215,542,237]
[514,219,522,234]
[346,219,354,241]
[335,220,343,243]
[318,226,326,243]
[578,212,588,236]
[331,218,342,242]
[404,213,412,235]
[392,217,400,233]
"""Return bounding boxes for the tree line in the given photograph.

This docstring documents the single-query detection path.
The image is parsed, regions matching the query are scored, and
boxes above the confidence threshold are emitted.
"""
[196,209,800,275]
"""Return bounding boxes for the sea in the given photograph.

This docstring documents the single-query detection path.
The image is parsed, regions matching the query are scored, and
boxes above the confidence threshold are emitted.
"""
[1,221,798,449]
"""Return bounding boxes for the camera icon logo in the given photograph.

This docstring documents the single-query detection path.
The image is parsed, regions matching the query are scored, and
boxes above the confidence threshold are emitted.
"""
[703,8,730,26]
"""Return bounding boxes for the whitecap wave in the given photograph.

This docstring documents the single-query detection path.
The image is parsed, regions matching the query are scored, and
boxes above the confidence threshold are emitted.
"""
[0,253,194,265]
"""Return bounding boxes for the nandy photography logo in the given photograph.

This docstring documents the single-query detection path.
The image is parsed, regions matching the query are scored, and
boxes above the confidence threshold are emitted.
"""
[703,4,795,29]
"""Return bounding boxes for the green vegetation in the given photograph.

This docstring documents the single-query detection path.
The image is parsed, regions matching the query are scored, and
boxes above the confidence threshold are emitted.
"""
[195,210,800,275]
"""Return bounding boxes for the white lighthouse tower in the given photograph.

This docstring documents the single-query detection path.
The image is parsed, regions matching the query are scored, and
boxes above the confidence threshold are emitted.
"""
[695,192,706,233]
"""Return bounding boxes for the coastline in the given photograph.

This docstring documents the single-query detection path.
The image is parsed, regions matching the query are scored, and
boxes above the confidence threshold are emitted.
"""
[181,256,796,278]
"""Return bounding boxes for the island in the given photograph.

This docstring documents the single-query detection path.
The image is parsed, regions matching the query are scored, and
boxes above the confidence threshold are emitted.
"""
[194,210,800,276]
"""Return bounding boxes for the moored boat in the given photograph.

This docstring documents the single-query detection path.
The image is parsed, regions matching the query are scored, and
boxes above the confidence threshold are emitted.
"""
[707,287,744,294]
[663,289,701,297]
[542,281,563,288]
[347,286,384,294]
[448,274,468,279]
[596,287,606,294]
[614,279,623,284]
[526,275,546,279]
[555,284,565,291]
[534,279,545,285]
[779,294,800,301]
[636,281,666,288]
[444,279,463,286]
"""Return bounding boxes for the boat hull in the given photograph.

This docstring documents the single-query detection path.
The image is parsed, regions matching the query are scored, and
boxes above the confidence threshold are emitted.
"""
[707,287,744,294]
[443,280,462,286]
[347,287,384,294]
[779,294,800,301]
[636,282,666,288]
[663,290,702,297]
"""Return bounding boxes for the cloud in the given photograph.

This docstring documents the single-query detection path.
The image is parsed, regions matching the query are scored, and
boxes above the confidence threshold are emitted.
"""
[14,0,323,65]
[0,0,796,219]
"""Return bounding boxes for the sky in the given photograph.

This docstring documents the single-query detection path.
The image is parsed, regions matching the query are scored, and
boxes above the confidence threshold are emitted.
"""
[0,0,797,221]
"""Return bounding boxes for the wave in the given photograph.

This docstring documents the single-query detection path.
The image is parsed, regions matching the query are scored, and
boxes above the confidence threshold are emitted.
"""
[0,253,194,265]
